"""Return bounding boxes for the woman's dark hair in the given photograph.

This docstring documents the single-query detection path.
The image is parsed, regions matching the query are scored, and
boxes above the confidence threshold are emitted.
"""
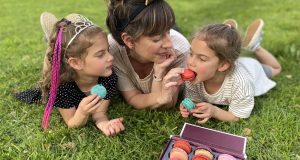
[106,0,175,45]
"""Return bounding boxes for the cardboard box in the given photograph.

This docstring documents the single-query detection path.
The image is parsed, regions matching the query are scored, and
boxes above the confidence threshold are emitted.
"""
[160,123,247,160]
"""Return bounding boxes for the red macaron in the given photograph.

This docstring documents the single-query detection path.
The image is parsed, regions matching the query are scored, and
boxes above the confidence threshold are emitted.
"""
[192,154,210,160]
[181,69,196,81]
[173,140,192,154]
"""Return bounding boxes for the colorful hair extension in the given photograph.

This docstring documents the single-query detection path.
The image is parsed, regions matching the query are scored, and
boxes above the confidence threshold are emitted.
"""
[42,25,63,129]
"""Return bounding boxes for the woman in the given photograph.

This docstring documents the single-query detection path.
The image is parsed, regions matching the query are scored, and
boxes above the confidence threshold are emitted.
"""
[106,0,190,109]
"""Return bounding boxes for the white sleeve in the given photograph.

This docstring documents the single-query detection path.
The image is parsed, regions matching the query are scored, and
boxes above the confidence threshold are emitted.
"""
[228,78,255,118]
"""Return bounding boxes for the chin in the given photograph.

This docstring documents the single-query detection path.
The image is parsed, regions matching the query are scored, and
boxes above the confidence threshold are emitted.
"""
[190,77,202,84]
[99,70,112,77]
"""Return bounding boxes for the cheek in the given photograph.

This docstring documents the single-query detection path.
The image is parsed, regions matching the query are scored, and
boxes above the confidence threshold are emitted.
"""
[194,63,217,79]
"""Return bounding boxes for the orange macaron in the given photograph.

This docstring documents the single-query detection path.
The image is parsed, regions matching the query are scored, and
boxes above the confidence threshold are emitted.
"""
[173,140,192,154]
[169,147,189,160]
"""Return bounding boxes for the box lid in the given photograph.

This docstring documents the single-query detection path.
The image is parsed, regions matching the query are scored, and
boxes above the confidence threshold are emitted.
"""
[180,123,247,159]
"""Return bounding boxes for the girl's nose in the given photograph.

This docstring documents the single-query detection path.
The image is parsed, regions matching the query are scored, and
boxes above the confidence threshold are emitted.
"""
[107,51,114,61]
[187,55,195,68]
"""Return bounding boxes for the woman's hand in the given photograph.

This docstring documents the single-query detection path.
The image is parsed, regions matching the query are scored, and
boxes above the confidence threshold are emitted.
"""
[153,49,177,79]
[78,94,103,116]
[158,68,184,105]
[190,102,217,124]
[97,118,125,136]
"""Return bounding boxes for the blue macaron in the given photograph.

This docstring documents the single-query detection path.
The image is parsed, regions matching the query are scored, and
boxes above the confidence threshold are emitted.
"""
[181,98,195,111]
[91,84,107,98]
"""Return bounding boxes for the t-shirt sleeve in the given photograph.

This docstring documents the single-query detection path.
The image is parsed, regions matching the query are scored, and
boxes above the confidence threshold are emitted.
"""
[100,71,118,100]
[228,79,255,118]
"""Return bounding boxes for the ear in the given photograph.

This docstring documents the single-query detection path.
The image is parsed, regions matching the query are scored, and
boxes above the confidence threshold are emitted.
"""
[218,61,230,72]
[121,32,134,49]
[67,57,84,70]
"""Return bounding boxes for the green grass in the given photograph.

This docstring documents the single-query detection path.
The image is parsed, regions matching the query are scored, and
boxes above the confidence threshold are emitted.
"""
[1,0,300,159]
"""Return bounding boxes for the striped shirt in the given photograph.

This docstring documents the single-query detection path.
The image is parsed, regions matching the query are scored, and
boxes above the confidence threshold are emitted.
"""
[185,57,276,118]
[108,29,190,93]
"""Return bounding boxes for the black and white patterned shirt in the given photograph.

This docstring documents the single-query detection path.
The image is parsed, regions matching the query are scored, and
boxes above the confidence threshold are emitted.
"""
[16,71,118,109]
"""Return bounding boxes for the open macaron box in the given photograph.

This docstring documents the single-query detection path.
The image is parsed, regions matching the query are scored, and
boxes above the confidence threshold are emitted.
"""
[159,123,247,160]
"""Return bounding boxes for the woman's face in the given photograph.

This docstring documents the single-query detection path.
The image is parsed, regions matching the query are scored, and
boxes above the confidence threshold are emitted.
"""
[131,31,173,64]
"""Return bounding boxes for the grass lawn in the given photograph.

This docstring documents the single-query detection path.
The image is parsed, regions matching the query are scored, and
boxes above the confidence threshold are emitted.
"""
[1,0,300,159]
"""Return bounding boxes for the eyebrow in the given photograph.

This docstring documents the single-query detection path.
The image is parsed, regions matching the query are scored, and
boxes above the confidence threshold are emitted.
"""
[190,48,209,58]
[94,49,106,55]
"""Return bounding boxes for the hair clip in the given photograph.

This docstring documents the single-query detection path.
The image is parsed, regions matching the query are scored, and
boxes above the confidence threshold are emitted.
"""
[145,0,149,5]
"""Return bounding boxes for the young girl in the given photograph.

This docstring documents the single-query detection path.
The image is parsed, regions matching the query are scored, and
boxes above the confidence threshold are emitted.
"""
[16,13,125,136]
[105,0,190,109]
[172,20,281,124]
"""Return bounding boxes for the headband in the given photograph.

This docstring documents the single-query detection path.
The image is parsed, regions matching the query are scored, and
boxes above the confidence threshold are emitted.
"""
[115,0,158,32]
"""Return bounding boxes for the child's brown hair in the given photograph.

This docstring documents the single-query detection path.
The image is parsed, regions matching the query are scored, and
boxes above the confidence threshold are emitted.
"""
[40,19,104,103]
[192,23,242,72]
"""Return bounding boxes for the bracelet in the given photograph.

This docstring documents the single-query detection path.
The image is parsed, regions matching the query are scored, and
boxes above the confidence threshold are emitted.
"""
[153,74,163,82]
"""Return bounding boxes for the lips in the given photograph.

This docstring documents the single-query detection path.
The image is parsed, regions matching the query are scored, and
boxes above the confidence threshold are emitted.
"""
[106,64,113,69]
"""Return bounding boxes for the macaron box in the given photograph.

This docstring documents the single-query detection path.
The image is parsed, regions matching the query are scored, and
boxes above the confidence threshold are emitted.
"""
[160,123,247,160]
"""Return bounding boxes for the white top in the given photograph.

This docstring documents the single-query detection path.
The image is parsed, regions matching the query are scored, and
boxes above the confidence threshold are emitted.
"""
[108,29,190,93]
[185,57,276,118]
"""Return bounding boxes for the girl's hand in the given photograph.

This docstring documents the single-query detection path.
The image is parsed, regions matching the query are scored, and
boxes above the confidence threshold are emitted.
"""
[153,49,177,78]
[97,118,125,136]
[190,102,216,124]
[179,104,190,118]
[78,94,103,116]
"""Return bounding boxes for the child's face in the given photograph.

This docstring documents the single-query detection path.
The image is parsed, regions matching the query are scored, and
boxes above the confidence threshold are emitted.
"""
[131,31,173,64]
[82,32,114,77]
[187,39,223,84]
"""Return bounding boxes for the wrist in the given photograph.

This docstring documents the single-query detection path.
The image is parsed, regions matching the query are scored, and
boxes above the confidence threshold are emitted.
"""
[96,120,108,129]
[212,105,218,118]
[153,74,163,82]
[153,66,166,80]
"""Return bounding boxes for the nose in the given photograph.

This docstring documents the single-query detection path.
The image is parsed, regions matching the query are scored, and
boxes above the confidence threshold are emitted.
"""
[187,54,195,68]
[106,50,114,62]
[162,32,172,49]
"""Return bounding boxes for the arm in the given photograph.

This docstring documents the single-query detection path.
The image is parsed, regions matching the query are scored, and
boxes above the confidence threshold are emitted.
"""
[190,102,239,124]
[191,91,254,123]
[122,68,184,109]
[121,90,168,109]
[58,94,102,128]
[92,100,125,136]
[194,103,240,122]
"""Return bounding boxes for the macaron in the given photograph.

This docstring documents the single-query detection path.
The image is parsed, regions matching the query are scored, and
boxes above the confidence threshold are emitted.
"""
[194,149,213,160]
[218,154,237,160]
[173,140,192,154]
[91,84,107,98]
[181,98,195,111]
[181,69,196,81]
[192,154,210,160]
[169,147,189,160]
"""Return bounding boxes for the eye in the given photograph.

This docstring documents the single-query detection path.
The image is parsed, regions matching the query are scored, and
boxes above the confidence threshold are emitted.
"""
[152,36,162,42]
[198,56,207,62]
[95,51,105,57]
